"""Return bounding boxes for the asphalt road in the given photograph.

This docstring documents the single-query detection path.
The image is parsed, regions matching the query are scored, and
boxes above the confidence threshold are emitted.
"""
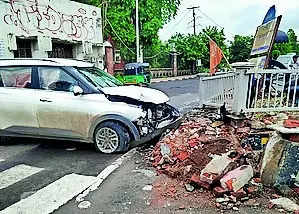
[0,78,200,213]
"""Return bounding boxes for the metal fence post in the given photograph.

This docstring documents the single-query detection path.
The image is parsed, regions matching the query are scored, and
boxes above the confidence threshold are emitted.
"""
[231,63,254,114]
[198,76,204,108]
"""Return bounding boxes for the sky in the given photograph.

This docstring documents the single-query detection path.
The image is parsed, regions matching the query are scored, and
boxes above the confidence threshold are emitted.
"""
[159,0,299,41]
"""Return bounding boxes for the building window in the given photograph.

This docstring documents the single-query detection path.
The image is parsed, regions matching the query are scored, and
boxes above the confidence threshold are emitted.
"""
[114,50,121,63]
[14,39,32,58]
[48,43,73,58]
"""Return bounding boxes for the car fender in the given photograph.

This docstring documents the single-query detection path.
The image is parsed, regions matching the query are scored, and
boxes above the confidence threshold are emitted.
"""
[88,114,141,142]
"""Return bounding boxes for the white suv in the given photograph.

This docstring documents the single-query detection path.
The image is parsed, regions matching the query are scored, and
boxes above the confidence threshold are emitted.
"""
[0,59,181,153]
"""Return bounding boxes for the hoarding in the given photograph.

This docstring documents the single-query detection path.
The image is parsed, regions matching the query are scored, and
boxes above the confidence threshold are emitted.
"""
[251,17,280,56]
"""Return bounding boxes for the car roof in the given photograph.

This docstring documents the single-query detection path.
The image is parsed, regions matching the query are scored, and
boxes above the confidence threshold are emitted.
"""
[0,58,95,68]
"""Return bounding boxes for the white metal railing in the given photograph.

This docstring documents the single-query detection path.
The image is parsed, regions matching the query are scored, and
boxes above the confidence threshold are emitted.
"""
[244,69,299,113]
[199,72,236,110]
[198,67,299,114]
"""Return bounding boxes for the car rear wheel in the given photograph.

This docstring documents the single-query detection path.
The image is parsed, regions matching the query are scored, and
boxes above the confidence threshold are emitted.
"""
[94,122,130,153]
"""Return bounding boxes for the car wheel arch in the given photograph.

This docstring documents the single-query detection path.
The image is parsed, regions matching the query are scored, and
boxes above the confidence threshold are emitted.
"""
[89,114,140,143]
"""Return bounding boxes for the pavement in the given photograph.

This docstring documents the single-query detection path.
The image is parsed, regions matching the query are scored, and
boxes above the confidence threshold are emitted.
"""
[0,78,201,213]
[55,145,282,214]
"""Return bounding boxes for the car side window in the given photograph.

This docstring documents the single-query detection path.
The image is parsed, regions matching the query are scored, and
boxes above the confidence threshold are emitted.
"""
[38,67,78,92]
[0,67,32,88]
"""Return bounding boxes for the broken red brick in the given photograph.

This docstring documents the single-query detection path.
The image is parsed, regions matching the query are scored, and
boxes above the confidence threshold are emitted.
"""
[177,151,189,161]
[289,134,299,142]
[253,177,262,183]
[293,187,299,195]
[284,119,299,128]
[190,174,210,189]
[231,188,247,199]
[213,186,228,197]
[188,139,199,147]
[247,186,259,195]
[268,202,275,209]
[216,203,222,208]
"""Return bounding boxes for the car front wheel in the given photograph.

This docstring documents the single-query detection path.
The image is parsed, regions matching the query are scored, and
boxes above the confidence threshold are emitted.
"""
[94,122,130,153]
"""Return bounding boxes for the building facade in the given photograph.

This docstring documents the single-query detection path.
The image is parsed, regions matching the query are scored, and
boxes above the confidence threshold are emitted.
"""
[0,0,104,68]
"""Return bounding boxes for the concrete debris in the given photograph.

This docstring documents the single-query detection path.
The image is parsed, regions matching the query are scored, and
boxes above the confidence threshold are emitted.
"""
[216,197,230,203]
[270,197,299,212]
[148,108,299,210]
[78,201,91,209]
[185,183,195,192]
[132,169,157,178]
[200,153,234,184]
[261,132,299,187]
[220,165,254,192]
[142,185,153,191]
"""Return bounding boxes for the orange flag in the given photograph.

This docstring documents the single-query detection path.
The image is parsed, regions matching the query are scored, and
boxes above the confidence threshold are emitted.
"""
[210,40,223,75]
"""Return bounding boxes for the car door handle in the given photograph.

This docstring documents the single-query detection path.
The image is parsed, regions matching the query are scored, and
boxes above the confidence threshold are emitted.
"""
[40,98,53,103]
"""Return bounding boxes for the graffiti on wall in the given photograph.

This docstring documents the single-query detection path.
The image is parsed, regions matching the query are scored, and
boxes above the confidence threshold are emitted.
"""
[3,0,101,41]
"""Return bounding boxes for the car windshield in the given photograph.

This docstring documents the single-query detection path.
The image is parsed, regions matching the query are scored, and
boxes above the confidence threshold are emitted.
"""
[77,67,123,88]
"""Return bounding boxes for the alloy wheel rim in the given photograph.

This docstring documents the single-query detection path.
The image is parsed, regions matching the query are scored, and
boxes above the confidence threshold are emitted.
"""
[96,127,119,153]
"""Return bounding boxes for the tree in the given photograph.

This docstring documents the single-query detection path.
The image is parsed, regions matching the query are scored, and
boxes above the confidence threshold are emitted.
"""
[168,26,229,71]
[229,35,254,63]
[272,28,298,56]
[85,0,181,61]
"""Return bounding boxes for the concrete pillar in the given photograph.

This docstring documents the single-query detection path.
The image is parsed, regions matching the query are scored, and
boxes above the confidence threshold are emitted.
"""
[105,46,114,75]
[173,53,178,77]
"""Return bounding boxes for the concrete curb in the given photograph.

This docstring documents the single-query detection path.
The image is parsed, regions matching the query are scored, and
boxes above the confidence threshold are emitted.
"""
[75,148,137,204]
[151,74,200,83]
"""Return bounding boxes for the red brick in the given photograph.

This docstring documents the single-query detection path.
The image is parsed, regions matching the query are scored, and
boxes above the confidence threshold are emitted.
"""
[253,178,262,183]
[294,210,299,214]
[177,151,189,161]
[231,188,247,199]
[268,202,275,209]
[293,187,299,195]
[190,175,211,189]
[247,186,259,195]
[213,186,228,197]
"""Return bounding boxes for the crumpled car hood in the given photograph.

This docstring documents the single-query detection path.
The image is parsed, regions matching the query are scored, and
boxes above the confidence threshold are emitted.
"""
[101,86,169,104]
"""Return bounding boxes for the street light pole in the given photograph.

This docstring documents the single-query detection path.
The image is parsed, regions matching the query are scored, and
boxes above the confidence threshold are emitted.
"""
[136,0,140,62]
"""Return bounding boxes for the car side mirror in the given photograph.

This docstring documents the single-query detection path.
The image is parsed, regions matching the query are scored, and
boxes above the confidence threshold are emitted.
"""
[73,86,83,96]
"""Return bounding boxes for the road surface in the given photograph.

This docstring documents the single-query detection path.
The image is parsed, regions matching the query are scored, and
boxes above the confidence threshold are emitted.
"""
[0,78,200,213]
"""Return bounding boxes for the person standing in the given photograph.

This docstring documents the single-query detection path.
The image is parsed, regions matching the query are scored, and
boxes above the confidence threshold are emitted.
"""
[288,55,299,69]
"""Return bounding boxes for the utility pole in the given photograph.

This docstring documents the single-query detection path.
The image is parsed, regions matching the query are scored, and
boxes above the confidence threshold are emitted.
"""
[187,6,200,73]
[187,6,200,35]
[136,0,140,62]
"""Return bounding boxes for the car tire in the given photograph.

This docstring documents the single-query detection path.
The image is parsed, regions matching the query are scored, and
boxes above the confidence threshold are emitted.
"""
[94,121,130,154]
[0,136,9,145]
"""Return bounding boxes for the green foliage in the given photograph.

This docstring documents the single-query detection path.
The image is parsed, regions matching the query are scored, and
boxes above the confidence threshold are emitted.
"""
[143,40,172,68]
[169,26,228,70]
[85,0,181,61]
[229,35,254,63]
[272,28,299,56]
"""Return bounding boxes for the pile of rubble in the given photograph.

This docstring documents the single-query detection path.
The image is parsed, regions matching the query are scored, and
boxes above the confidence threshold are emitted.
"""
[150,108,299,212]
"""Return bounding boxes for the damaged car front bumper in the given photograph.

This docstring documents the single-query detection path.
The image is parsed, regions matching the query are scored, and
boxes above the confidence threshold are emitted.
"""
[130,105,183,148]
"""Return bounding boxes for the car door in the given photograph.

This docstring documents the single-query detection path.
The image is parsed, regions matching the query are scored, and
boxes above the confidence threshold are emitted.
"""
[36,66,90,140]
[0,66,40,136]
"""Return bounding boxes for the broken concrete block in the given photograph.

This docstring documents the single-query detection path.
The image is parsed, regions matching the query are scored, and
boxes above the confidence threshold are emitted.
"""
[213,186,228,197]
[200,153,234,184]
[261,132,299,187]
[185,184,195,192]
[270,197,299,212]
[220,165,254,192]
